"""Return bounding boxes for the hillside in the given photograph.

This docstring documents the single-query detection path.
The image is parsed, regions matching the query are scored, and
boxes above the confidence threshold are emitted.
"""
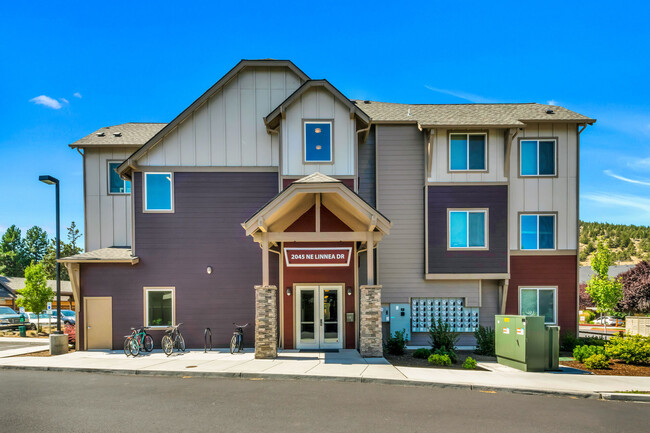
[579,221,650,266]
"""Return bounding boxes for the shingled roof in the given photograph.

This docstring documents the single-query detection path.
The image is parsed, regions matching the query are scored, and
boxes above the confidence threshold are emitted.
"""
[70,123,167,149]
[353,101,595,127]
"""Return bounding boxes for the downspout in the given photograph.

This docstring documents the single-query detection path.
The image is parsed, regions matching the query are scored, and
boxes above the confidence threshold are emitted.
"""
[356,121,373,145]
[576,123,589,336]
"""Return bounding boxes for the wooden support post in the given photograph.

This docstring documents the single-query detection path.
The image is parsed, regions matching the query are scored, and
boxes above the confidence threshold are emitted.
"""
[262,233,269,287]
[367,231,374,286]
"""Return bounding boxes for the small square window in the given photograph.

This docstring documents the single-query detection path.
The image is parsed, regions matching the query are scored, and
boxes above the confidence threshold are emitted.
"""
[520,214,556,250]
[108,162,131,194]
[144,173,173,212]
[520,139,556,176]
[449,210,487,249]
[449,133,486,171]
[519,288,556,324]
[145,288,174,328]
[304,121,332,163]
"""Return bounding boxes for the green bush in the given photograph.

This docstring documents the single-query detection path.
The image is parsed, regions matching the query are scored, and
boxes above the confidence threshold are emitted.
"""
[474,326,495,356]
[433,347,458,364]
[582,311,596,323]
[462,357,477,369]
[584,354,610,369]
[428,353,452,366]
[605,335,650,365]
[383,329,407,356]
[560,332,579,352]
[573,345,608,363]
[412,348,432,359]
[429,318,459,352]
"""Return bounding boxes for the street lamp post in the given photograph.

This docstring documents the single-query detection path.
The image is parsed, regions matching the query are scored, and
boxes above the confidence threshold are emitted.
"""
[39,175,62,334]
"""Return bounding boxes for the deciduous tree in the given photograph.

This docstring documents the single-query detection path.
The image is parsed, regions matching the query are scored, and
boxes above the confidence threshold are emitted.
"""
[618,261,650,313]
[585,240,623,333]
[16,263,54,331]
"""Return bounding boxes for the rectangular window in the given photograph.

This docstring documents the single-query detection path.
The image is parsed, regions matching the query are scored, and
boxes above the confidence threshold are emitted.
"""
[304,121,332,162]
[145,288,174,328]
[448,210,487,249]
[519,287,556,324]
[449,133,486,171]
[520,214,556,250]
[144,172,173,212]
[108,162,131,194]
[520,139,556,176]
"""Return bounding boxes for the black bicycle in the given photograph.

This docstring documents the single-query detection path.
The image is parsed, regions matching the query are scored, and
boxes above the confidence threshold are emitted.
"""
[230,323,248,354]
[162,323,186,356]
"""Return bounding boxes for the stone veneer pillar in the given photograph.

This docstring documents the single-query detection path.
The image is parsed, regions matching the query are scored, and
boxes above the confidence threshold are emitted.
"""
[359,285,383,357]
[254,285,278,359]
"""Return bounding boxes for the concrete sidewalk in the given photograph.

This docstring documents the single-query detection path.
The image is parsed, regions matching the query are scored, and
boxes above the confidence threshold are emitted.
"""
[0,337,50,358]
[1,348,649,401]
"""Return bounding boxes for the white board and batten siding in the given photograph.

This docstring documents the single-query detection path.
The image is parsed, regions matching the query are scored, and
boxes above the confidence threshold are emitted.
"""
[84,148,134,251]
[375,125,484,307]
[509,122,578,251]
[429,128,507,183]
[139,67,305,168]
[282,87,356,177]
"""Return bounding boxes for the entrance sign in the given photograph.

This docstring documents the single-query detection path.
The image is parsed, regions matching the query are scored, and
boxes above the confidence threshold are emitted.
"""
[284,247,352,267]
[47,302,52,312]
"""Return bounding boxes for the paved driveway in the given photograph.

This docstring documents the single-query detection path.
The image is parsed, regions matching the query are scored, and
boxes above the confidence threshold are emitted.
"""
[0,337,48,357]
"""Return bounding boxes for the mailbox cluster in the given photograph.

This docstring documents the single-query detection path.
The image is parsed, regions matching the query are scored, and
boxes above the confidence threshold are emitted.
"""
[411,297,480,333]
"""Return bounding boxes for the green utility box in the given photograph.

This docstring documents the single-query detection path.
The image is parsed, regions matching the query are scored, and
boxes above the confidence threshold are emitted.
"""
[495,315,559,372]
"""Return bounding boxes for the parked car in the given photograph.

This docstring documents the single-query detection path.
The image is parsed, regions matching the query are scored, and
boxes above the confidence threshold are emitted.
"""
[60,310,76,325]
[23,311,59,329]
[592,316,624,326]
[0,306,26,330]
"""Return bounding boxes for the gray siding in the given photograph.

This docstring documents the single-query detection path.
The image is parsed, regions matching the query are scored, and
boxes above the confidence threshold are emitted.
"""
[427,185,508,274]
[358,126,376,206]
[80,171,279,349]
[375,125,482,305]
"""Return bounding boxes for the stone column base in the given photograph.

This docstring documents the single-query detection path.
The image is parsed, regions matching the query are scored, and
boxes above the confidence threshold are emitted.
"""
[254,285,278,359]
[359,285,383,358]
[49,334,68,355]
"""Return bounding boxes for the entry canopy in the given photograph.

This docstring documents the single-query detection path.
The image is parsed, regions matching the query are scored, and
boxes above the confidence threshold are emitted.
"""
[242,172,391,242]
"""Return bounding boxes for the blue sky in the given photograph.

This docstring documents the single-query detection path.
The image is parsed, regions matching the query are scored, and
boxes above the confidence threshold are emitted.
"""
[1,1,649,246]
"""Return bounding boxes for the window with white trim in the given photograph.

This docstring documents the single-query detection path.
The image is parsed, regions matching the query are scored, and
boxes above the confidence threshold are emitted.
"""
[519,287,556,324]
[449,133,487,171]
[520,139,556,176]
[145,288,174,328]
[520,214,555,250]
[448,210,487,249]
[144,172,173,212]
[108,162,131,194]
[304,121,333,162]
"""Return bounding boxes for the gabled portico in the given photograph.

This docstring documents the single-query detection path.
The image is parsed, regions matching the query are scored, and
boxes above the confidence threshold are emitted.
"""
[243,172,391,358]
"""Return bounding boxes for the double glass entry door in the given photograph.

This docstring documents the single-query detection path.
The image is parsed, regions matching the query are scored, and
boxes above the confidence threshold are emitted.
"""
[295,285,343,349]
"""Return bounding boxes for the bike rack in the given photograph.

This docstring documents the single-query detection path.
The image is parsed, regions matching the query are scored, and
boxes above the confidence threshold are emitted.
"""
[204,327,212,353]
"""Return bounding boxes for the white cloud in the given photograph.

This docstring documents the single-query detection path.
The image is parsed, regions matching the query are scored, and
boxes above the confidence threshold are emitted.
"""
[626,157,650,171]
[29,95,62,109]
[583,192,650,215]
[604,169,650,186]
[424,85,494,103]
[60,98,69,104]
[73,92,82,98]
[547,99,558,106]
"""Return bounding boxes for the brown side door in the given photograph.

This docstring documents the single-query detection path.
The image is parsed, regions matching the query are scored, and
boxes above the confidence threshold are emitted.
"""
[84,297,113,349]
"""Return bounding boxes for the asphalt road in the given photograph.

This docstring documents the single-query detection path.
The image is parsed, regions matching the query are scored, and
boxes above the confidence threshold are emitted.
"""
[0,370,647,433]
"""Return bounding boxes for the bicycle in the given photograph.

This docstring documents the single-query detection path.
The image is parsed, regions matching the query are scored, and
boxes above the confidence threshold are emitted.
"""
[162,323,185,356]
[230,323,248,354]
[124,327,153,357]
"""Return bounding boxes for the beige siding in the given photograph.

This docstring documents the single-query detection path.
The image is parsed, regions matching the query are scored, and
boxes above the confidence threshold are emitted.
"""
[281,86,356,176]
[429,128,507,183]
[376,125,481,305]
[84,147,134,251]
[140,67,303,168]
[509,123,578,250]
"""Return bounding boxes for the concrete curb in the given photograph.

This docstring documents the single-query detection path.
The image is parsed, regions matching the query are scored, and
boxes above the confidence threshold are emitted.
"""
[0,363,633,401]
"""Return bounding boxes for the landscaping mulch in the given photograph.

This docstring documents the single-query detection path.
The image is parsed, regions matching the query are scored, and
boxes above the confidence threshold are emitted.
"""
[561,360,650,376]
[385,350,494,371]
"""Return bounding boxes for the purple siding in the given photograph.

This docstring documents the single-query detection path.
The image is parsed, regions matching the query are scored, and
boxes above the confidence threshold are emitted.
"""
[80,171,279,349]
[427,185,508,274]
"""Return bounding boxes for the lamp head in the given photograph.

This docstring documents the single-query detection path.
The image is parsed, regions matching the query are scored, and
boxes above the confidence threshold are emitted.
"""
[39,175,59,185]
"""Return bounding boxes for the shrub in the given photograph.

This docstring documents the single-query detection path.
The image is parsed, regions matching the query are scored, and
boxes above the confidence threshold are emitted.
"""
[474,326,495,356]
[560,332,579,352]
[429,319,459,352]
[383,329,407,356]
[412,348,432,359]
[463,357,477,369]
[584,354,610,369]
[605,335,650,365]
[428,353,452,366]
[434,347,458,364]
[573,345,608,363]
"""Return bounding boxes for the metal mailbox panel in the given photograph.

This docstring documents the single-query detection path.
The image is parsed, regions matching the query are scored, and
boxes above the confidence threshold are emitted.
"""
[390,303,411,342]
